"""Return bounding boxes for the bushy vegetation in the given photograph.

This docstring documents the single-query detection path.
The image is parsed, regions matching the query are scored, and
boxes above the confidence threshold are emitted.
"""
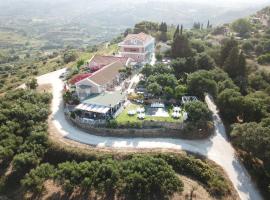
[184,101,212,122]
[230,122,270,196]
[21,153,233,199]
[257,53,270,64]
[0,89,51,196]
[136,15,270,197]
[63,50,78,64]
[0,89,234,199]
[141,63,187,100]
[2,7,270,198]
[231,18,252,37]
[49,157,182,199]
[157,154,231,196]
[0,89,51,166]
[208,12,270,197]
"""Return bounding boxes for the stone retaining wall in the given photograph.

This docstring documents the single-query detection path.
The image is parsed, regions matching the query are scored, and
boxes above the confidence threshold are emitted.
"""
[66,115,208,139]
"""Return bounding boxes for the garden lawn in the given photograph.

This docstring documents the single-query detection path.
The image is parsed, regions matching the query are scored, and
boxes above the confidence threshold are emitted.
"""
[116,103,184,124]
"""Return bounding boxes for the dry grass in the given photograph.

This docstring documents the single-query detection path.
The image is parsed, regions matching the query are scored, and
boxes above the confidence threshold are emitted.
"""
[257,64,270,72]
[47,119,240,200]
[37,84,52,93]
[172,175,213,200]
[46,90,239,200]
[247,58,270,72]
[24,176,213,200]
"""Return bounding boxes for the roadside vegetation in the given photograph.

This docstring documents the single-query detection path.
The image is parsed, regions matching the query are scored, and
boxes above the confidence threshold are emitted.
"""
[0,89,237,199]
[128,12,270,197]
[115,103,183,125]
[0,42,118,93]
[1,4,270,199]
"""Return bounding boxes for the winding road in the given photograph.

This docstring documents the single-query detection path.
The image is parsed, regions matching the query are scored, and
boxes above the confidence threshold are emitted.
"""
[37,68,263,200]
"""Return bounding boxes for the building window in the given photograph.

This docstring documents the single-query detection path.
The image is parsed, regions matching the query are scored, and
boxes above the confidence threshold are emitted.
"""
[131,39,137,45]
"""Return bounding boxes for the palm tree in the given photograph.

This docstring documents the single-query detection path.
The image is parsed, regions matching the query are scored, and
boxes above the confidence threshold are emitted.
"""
[119,67,132,79]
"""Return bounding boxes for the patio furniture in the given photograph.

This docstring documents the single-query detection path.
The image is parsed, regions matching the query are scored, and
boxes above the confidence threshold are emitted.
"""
[173,106,181,112]
[137,107,145,113]
[138,113,145,119]
[135,99,144,104]
[82,118,95,124]
[172,112,180,118]
[183,112,188,121]
[128,110,136,116]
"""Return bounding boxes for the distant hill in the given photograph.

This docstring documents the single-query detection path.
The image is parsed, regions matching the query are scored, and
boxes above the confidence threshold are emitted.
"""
[0,0,269,50]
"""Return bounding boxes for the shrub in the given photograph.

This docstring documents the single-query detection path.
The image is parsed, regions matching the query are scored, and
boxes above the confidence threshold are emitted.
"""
[26,78,38,90]
[63,51,78,64]
[121,156,183,199]
[257,53,270,64]
[106,120,118,129]
[52,157,182,199]
[12,152,40,173]
[157,154,231,196]
[187,70,218,99]
[184,101,212,122]
[21,163,54,193]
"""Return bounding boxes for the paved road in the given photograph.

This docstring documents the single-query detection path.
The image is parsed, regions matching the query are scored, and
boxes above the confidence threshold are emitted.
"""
[37,69,263,200]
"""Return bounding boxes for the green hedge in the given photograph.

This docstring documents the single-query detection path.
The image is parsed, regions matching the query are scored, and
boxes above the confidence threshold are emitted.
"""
[154,154,231,197]
[257,53,270,64]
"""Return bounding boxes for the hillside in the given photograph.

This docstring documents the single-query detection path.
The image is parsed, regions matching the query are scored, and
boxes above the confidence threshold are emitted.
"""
[0,0,268,50]
[0,0,268,95]
[1,3,270,200]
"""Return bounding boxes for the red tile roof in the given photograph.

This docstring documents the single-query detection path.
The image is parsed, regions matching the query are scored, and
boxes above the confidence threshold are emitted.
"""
[124,32,153,44]
[88,55,130,70]
[88,61,125,86]
[69,73,92,85]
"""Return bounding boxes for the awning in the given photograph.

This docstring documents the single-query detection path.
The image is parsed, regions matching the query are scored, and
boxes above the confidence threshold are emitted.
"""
[151,103,165,108]
[75,103,110,114]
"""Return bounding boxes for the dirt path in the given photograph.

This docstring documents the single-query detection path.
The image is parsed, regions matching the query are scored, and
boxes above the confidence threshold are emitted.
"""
[36,69,262,200]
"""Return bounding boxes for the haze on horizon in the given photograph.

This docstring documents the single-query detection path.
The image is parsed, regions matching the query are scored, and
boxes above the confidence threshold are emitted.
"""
[1,0,270,25]
[0,0,270,45]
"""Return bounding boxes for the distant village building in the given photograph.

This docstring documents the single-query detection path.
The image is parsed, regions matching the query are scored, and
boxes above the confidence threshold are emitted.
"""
[118,32,155,63]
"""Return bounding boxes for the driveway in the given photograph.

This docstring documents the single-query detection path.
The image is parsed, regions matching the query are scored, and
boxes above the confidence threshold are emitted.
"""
[36,68,262,200]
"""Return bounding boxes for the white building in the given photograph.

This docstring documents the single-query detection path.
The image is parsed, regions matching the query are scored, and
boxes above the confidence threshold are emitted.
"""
[75,61,125,100]
[118,32,155,63]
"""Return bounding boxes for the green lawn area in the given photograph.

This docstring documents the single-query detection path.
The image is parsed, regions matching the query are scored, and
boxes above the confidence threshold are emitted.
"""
[116,103,184,124]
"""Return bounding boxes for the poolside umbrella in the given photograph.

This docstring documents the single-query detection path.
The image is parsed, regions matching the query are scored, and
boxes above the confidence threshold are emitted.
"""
[137,107,145,113]
[174,112,181,118]
[183,112,188,121]
[173,107,181,112]
[138,113,145,119]
[128,110,136,116]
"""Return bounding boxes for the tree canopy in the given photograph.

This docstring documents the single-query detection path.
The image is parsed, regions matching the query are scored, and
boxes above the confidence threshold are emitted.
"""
[231,18,252,37]
[184,101,212,122]
[187,70,217,99]
[171,26,192,58]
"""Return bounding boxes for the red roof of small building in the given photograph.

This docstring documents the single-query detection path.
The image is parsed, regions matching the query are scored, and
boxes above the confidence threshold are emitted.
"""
[69,73,92,85]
